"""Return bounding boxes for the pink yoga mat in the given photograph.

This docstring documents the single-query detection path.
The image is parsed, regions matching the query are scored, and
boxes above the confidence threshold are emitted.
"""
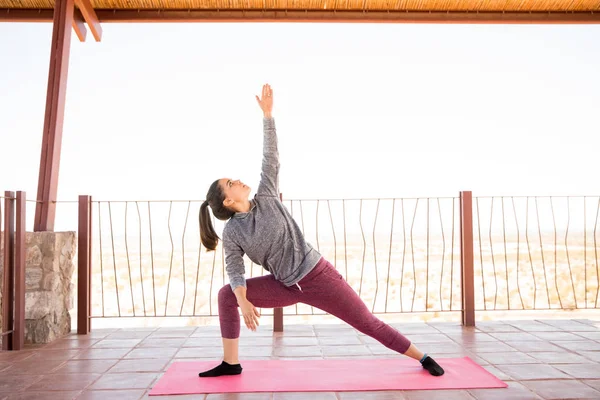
[149,357,507,395]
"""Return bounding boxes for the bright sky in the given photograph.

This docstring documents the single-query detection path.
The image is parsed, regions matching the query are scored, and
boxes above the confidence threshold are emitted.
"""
[1,22,599,207]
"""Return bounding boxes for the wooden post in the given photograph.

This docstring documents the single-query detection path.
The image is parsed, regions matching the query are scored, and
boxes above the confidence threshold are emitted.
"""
[2,192,15,350]
[34,0,74,232]
[460,191,475,327]
[13,192,26,350]
[78,195,92,334]
[274,193,284,332]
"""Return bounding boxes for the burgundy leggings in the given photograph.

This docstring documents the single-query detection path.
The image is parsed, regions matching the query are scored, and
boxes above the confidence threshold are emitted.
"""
[218,257,412,354]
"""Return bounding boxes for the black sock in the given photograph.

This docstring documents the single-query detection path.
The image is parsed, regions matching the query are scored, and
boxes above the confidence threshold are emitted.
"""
[198,361,242,377]
[420,355,444,376]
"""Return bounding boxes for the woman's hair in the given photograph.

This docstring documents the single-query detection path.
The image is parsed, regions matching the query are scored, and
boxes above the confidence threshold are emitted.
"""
[199,179,235,251]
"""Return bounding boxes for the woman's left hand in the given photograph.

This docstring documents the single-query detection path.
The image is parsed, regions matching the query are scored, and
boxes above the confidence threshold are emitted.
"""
[256,83,273,118]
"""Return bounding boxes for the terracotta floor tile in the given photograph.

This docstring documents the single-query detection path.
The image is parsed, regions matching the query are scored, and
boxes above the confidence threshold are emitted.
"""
[74,348,131,360]
[475,323,521,333]
[107,359,170,373]
[125,347,179,359]
[488,332,543,342]
[508,321,557,332]
[176,347,227,358]
[495,364,571,380]
[0,374,43,392]
[316,336,358,346]
[321,345,372,357]
[190,329,222,338]
[468,381,542,400]
[582,351,600,362]
[575,332,600,340]
[27,373,100,391]
[583,379,600,390]
[105,331,152,340]
[522,379,600,399]
[552,363,600,379]
[76,389,147,400]
[552,340,600,352]
[88,372,160,390]
[538,320,598,332]
[406,334,455,344]
[273,392,337,400]
[274,337,319,346]
[446,333,497,343]
[530,351,591,364]
[315,329,358,337]
[6,358,67,375]
[504,341,564,352]
[0,352,35,363]
[240,347,273,358]
[91,339,142,349]
[481,365,512,381]
[240,337,275,347]
[52,359,119,374]
[273,347,322,357]
[138,338,187,348]
[401,389,475,399]
[7,391,81,400]
[477,352,537,365]
[140,394,206,400]
[26,349,81,361]
[80,330,118,339]
[338,391,407,400]
[462,342,516,352]
[532,331,588,341]
[147,331,195,339]
[43,339,99,350]
[420,344,469,354]
[184,337,227,347]
[206,394,271,400]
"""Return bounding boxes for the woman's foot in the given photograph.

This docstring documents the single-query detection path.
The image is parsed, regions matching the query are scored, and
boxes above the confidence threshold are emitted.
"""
[420,354,444,376]
[198,360,243,377]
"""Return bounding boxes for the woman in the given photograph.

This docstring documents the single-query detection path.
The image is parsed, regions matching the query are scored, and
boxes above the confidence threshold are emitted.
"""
[198,84,444,378]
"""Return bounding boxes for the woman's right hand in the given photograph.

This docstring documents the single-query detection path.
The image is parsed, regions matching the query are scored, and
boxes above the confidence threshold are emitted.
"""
[255,83,273,118]
[239,299,261,331]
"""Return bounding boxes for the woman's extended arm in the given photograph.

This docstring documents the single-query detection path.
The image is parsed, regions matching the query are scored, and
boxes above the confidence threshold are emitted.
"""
[255,84,279,197]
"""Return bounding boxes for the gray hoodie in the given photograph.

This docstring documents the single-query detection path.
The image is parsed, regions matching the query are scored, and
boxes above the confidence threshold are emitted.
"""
[222,118,323,291]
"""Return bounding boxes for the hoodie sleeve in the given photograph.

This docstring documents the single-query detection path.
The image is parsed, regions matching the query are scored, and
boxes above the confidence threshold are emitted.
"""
[256,117,280,197]
[223,226,246,291]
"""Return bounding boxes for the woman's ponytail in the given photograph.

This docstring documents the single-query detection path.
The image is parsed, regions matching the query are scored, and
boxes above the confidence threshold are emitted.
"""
[199,200,219,251]
[199,179,236,251]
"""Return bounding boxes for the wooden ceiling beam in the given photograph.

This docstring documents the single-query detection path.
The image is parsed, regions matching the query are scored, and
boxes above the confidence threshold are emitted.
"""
[1,8,600,24]
[75,0,102,41]
[72,8,87,42]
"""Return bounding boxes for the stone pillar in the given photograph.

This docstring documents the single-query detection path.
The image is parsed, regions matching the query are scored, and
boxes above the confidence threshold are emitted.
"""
[1,232,76,344]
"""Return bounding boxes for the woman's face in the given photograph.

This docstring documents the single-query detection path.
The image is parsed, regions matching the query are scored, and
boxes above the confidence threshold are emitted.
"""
[219,178,251,207]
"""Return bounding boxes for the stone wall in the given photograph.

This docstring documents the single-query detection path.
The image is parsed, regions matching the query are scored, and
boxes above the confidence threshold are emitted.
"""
[0,232,76,344]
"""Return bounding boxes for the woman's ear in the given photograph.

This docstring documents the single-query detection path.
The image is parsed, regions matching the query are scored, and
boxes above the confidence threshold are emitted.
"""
[223,198,234,207]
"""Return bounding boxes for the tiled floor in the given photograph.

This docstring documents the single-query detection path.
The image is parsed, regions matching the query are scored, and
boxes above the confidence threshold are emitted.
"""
[1,319,600,399]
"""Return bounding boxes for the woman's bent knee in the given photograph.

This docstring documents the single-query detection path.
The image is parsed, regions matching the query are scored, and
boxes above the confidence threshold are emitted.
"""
[218,284,235,306]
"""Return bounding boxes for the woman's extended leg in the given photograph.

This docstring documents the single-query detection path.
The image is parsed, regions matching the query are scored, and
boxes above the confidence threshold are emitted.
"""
[199,274,300,377]
[298,258,445,376]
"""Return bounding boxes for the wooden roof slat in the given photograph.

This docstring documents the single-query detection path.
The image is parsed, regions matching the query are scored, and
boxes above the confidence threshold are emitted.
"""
[1,0,599,11]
